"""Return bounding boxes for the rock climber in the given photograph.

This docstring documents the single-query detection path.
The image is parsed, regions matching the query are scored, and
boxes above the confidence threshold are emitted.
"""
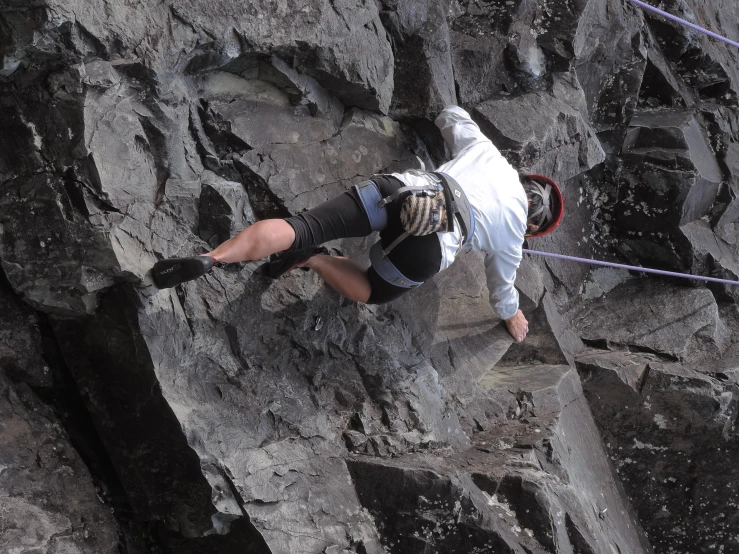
[152,106,563,343]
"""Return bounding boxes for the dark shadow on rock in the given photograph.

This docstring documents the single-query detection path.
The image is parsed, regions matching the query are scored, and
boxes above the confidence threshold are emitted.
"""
[346,459,515,554]
[49,283,269,549]
[155,518,271,554]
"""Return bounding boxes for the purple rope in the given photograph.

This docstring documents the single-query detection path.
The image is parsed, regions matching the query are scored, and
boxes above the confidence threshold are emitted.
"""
[627,0,739,49]
[523,249,739,286]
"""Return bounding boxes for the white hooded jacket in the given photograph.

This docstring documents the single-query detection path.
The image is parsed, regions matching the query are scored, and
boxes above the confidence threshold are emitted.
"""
[391,105,528,320]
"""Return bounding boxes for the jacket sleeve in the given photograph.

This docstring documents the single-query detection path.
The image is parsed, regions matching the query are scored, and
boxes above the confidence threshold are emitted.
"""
[434,105,495,158]
[483,247,521,320]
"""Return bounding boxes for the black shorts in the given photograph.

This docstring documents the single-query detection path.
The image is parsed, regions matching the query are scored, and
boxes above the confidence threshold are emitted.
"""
[285,175,442,304]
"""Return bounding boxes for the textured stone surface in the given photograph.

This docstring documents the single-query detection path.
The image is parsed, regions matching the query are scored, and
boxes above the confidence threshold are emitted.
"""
[0,371,120,554]
[682,218,739,301]
[576,350,739,554]
[50,287,225,538]
[379,0,456,119]
[1,0,739,552]
[344,364,650,554]
[613,109,723,265]
[0,276,49,387]
[473,73,606,184]
[566,279,727,361]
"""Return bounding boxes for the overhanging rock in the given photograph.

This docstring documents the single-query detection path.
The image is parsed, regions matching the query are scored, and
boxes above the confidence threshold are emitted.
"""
[473,73,605,183]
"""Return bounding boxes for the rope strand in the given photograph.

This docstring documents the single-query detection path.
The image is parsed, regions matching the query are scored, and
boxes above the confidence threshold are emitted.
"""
[627,0,739,49]
[523,249,739,286]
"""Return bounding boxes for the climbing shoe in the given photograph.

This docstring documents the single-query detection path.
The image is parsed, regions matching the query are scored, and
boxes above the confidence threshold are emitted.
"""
[152,256,216,289]
[265,247,328,279]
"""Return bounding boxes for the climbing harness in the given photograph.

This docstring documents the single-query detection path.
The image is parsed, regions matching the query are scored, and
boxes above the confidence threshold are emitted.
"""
[375,171,475,245]
[523,249,739,287]
[354,180,389,232]
[357,171,475,289]
[523,175,564,238]
[627,0,739,49]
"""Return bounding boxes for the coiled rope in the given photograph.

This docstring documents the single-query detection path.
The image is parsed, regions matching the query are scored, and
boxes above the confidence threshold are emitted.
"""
[627,0,739,49]
[523,250,739,286]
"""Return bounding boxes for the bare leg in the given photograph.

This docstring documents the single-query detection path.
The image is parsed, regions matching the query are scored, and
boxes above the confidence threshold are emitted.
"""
[204,219,372,302]
[205,220,296,263]
[304,255,371,303]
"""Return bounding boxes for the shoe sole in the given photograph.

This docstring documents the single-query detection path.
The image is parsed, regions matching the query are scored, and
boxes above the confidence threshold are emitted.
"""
[152,257,215,289]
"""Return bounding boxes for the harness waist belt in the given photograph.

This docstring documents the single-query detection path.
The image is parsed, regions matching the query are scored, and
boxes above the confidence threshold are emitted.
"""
[368,171,476,290]
[369,241,423,289]
[354,180,388,232]
[432,172,475,246]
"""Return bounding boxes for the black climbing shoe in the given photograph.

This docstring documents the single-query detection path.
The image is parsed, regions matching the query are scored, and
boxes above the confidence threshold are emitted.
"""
[265,247,328,279]
[152,256,216,289]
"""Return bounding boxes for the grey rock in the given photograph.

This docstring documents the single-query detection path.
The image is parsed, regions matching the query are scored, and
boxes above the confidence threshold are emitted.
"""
[342,364,650,554]
[0,277,49,387]
[624,110,723,186]
[636,33,697,112]
[573,0,648,153]
[237,107,416,215]
[575,349,739,554]
[682,219,739,300]
[515,256,546,313]
[0,173,121,317]
[566,279,727,361]
[4,1,739,553]
[50,287,224,537]
[581,267,634,300]
[197,71,344,149]
[447,0,527,104]
[642,0,739,105]
[199,170,256,247]
[473,73,605,184]
[0,371,120,554]
[477,365,651,554]
[393,250,515,397]
[481,364,580,418]
[542,293,586,367]
[379,0,456,118]
[576,349,656,394]
[9,0,394,113]
[604,93,727,272]
[450,29,511,106]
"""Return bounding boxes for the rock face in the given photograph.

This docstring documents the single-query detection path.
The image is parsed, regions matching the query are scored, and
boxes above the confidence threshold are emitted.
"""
[576,350,739,553]
[1,0,739,553]
[567,280,727,361]
[0,374,120,554]
[0,279,122,553]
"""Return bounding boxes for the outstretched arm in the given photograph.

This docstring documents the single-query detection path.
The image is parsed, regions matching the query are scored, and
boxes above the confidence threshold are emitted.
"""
[434,105,496,158]
[484,249,528,342]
